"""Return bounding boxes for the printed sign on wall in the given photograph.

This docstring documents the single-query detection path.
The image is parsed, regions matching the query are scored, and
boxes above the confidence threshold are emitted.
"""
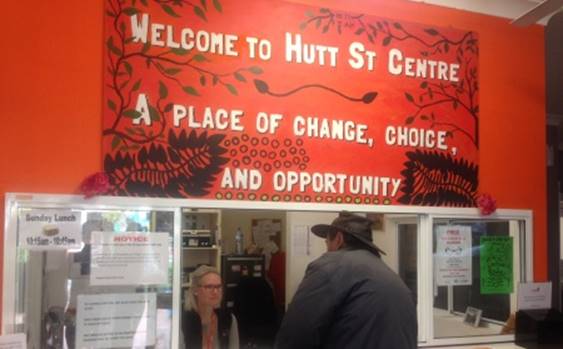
[435,225,472,286]
[18,209,82,250]
[103,0,479,206]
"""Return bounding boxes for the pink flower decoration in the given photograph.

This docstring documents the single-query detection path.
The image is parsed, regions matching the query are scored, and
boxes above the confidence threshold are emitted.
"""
[79,172,110,198]
[476,193,497,216]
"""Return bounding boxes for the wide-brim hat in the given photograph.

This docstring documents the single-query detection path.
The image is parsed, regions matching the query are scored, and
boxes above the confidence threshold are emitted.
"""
[311,212,385,256]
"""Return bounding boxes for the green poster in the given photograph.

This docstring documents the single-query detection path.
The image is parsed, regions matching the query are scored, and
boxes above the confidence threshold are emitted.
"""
[480,236,513,294]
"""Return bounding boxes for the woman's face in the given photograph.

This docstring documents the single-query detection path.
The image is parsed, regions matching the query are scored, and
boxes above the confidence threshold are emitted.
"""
[197,273,223,309]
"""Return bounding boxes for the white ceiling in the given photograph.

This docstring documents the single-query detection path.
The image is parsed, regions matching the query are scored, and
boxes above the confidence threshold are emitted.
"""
[408,0,560,25]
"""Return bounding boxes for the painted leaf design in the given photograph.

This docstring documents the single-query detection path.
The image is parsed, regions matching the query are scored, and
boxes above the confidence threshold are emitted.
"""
[107,99,116,111]
[171,48,189,56]
[161,4,180,18]
[398,150,478,206]
[104,130,228,197]
[132,79,142,91]
[106,37,122,56]
[159,81,168,99]
[226,84,238,95]
[213,0,222,12]
[234,72,246,82]
[248,66,263,74]
[122,7,138,16]
[194,6,207,21]
[183,86,200,96]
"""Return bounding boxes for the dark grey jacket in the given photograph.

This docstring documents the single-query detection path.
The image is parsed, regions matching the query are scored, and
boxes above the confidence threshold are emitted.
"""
[276,248,417,349]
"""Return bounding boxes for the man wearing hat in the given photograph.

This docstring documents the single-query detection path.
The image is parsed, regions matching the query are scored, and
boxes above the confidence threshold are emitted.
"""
[275,212,417,349]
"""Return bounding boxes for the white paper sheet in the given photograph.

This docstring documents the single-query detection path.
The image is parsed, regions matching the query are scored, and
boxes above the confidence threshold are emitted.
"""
[292,225,310,256]
[435,225,472,286]
[90,232,169,286]
[76,293,156,349]
[518,282,552,310]
[0,334,26,349]
[18,209,81,250]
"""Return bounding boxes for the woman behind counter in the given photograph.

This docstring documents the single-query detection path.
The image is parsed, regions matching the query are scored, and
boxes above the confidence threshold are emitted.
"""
[183,265,239,349]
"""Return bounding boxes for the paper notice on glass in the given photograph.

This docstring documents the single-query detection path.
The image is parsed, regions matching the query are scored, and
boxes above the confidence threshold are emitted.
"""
[292,225,309,256]
[435,225,472,286]
[90,232,169,286]
[18,209,82,250]
[518,282,552,310]
[155,309,172,349]
[0,333,26,349]
[480,236,513,294]
[76,293,156,349]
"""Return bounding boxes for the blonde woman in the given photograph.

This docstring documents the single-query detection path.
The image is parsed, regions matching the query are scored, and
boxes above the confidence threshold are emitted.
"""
[183,265,239,349]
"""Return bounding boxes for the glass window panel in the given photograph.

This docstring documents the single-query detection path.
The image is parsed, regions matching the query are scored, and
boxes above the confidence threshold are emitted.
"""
[13,208,175,349]
[432,219,523,339]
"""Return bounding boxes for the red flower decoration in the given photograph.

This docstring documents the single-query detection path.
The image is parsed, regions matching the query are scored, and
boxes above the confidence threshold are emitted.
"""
[79,172,110,198]
[476,193,497,216]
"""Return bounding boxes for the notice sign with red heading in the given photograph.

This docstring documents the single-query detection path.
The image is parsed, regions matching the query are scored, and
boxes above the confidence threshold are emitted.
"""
[436,225,472,286]
[90,232,169,286]
[103,0,479,206]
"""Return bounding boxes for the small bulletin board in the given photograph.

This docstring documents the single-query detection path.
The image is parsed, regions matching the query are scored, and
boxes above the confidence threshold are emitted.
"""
[251,219,282,250]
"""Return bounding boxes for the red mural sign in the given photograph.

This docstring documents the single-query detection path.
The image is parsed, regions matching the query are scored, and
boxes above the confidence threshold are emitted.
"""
[103,0,479,206]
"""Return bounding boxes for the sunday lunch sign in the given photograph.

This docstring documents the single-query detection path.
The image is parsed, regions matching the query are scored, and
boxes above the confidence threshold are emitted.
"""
[102,0,479,206]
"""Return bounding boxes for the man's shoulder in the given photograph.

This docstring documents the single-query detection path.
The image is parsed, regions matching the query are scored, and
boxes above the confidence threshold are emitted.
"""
[318,249,404,281]
[334,247,381,265]
[310,248,378,273]
[309,249,344,269]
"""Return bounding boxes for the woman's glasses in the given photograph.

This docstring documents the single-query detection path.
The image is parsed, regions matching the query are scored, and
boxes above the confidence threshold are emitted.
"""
[200,284,222,291]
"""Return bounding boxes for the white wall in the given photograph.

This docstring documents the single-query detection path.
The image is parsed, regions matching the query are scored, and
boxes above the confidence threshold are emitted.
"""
[407,0,553,25]
[374,215,399,272]
[285,211,338,304]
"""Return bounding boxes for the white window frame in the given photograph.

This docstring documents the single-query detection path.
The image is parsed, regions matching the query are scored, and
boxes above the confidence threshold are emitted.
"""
[419,211,533,347]
[3,193,533,348]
